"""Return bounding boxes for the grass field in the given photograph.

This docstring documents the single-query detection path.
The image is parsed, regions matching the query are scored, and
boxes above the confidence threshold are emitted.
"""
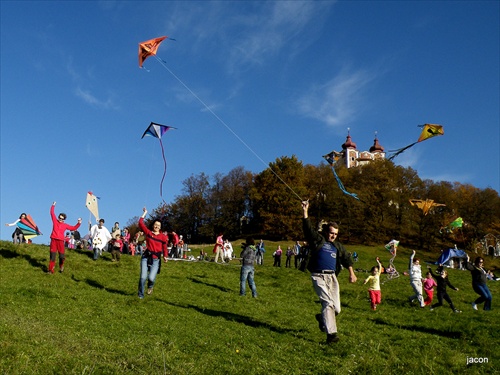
[1,240,499,374]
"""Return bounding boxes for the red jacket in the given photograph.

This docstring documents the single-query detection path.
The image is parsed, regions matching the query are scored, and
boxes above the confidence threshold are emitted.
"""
[50,205,81,240]
[138,218,168,258]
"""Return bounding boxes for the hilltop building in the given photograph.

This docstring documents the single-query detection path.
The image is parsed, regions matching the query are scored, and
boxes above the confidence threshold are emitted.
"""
[335,130,386,168]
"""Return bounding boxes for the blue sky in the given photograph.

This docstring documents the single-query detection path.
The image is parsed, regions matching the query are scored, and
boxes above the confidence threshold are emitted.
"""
[1,1,499,244]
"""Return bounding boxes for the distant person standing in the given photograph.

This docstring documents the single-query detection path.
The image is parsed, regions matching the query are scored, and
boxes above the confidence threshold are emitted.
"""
[48,202,82,273]
[273,246,282,267]
[239,237,258,298]
[301,200,356,344]
[293,241,301,269]
[285,246,293,268]
[213,233,225,264]
[137,207,169,299]
[256,239,265,265]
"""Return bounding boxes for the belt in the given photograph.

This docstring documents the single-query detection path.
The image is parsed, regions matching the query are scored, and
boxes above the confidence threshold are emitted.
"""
[314,270,335,274]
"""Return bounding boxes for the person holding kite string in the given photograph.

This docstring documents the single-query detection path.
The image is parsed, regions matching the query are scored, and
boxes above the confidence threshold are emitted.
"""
[137,207,169,299]
[48,202,82,274]
[5,213,27,244]
[301,200,357,344]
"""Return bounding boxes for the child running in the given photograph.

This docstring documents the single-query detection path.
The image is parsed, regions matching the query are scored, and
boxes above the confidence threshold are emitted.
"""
[427,265,461,313]
[423,271,437,306]
[364,257,382,310]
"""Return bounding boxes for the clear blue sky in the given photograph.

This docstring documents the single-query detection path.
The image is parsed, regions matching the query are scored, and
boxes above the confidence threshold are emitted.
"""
[1,1,499,243]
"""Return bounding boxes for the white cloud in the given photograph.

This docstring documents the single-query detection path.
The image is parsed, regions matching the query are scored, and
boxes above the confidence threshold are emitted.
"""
[75,87,117,110]
[297,67,377,127]
[227,1,331,69]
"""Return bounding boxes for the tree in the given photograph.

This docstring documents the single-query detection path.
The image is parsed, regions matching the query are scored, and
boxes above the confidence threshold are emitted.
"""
[252,156,307,240]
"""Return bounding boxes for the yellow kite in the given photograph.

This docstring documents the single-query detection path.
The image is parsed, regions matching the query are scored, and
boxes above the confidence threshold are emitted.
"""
[409,199,446,215]
[389,124,444,160]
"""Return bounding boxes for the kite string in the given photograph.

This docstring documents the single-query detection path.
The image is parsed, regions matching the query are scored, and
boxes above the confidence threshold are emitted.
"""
[153,55,303,202]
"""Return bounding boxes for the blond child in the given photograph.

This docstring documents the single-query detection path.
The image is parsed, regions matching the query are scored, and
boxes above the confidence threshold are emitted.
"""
[364,258,382,310]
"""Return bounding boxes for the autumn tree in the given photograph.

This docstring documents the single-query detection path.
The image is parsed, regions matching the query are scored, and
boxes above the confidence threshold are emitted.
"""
[252,156,307,240]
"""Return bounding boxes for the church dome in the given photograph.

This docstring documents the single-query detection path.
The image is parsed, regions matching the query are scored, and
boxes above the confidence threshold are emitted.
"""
[369,137,384,153]
[342,133,357,149]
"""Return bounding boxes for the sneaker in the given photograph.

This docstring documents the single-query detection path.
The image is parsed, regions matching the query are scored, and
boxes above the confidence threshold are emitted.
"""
[454,309,462,313]
[429,308,434,311]
[147,288,153,295]
[472,303,478,311]
[326,333,340,344]
[315,314,326,332]
[59,266,64,273]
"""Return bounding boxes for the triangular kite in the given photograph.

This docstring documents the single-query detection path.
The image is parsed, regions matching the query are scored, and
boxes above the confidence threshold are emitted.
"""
[138,36,168,68]
[389,124,444,160]
[86,191,100,221]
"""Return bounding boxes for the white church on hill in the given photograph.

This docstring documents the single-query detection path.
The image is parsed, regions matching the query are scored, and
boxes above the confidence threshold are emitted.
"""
[335,130,386,169]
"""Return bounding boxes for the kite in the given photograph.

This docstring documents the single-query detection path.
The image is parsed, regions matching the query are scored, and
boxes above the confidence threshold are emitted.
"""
[380,240,400,283]
[385,239,399,258]
[142,122,176,200]
[138,36,168,68]
[137,36,305,202]
[86,192,100,221]
[409,199,446,215]
[448,217,464,230]
[440,217,464,234]
[388,124,444,160]
[17,214,42,240]
[323,151,360,201]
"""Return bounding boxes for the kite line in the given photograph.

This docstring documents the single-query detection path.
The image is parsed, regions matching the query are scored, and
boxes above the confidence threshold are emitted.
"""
[152,54,304,202]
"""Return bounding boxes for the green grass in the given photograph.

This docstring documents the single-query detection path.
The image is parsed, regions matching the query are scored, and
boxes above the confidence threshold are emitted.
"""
[1,241,499,374]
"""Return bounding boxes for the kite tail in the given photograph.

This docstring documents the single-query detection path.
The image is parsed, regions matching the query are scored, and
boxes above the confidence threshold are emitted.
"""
[387,142,418,161]
[159,138,167,201]
[330,166,360,201]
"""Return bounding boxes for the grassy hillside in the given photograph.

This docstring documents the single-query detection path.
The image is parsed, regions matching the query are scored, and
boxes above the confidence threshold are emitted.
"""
[1,240,498,374]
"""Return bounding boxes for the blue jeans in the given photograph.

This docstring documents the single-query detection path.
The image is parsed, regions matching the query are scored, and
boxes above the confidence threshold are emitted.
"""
[473,283,492,310]
[138,257,160,298]
[240,265,257,297]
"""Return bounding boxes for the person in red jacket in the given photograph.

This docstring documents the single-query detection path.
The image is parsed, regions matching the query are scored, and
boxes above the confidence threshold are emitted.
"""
[137,207,169,299]
[49,202,82,273]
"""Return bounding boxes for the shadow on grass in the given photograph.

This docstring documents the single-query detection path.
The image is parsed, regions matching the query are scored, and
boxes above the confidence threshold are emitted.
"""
[74,248,95,260]
[372,317,463,339]
[187,276,232,293]
[161,300,314,341]
[71,274,132,296]
[0,248,47,271]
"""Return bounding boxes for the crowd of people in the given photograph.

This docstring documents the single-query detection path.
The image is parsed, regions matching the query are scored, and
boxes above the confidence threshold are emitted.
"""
[4,200,497,346]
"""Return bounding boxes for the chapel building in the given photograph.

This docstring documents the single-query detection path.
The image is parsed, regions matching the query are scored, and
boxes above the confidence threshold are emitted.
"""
[336,131,386,169]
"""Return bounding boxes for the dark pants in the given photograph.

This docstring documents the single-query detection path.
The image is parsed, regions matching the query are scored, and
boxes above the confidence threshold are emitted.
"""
[473,283,492,310]
[431,291,455,310]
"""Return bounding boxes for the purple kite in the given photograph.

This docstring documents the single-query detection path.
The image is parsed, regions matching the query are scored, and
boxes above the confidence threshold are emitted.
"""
[141,122,176,200]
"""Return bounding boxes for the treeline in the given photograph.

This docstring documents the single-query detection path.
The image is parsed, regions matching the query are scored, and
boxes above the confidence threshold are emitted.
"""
[127,156,500,252]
